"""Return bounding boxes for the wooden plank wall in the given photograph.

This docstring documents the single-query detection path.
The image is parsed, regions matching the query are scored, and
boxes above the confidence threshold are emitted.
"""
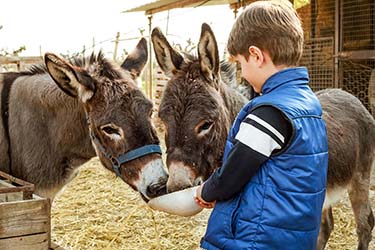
[0,56,42,71]
[0,197,50,249]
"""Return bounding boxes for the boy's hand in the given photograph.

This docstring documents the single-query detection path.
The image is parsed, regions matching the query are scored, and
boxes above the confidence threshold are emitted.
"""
[194,183,216,209]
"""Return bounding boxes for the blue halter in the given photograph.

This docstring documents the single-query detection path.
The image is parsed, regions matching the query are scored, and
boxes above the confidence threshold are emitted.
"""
[111,144,162,176]
[86,115,162,177]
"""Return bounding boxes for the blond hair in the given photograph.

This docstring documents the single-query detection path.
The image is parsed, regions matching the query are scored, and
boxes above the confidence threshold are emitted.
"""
[227,0,304,66]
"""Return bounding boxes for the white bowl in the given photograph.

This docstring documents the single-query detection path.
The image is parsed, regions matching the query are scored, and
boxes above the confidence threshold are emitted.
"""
[147,186,203,217]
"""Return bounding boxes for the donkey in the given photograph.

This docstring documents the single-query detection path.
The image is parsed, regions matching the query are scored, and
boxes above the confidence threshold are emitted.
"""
[0,38,168,202]
[152,23,375,250]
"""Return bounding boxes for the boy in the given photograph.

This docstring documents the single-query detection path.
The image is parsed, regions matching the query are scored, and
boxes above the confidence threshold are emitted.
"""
[195,1,329,249]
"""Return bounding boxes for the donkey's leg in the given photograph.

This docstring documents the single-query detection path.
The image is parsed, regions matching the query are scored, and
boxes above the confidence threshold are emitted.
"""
[317,207,334,250]
[348,176,374,250]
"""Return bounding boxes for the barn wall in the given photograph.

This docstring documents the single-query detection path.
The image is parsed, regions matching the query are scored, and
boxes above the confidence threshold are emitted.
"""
[298,0,375,116]
[339,0,375,113]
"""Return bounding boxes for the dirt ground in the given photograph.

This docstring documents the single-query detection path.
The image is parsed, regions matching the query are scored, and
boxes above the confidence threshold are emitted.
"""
[51,158,375,250]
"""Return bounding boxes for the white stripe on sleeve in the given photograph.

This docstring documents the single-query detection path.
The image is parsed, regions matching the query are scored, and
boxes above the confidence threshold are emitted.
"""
[247,114,285,142]
[235,122,282,157]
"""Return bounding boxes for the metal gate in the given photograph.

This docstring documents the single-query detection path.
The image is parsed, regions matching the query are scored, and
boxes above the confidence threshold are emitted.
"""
[299,37,335,91]
[297,0,336,91]
[339,0,375,114]
[297,0,375,115]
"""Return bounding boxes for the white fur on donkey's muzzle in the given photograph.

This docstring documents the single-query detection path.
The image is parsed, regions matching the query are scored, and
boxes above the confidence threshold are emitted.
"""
[167,161,202,193]
[134,158,168,200]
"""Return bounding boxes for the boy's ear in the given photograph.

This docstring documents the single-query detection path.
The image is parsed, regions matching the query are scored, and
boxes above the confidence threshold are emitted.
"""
[198,23,220,86]
[248,46,265,66]
[151,27,184,78]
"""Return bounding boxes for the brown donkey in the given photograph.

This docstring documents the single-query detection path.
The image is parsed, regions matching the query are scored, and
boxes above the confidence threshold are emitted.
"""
[0,38,168,202]
[152,23,375,250]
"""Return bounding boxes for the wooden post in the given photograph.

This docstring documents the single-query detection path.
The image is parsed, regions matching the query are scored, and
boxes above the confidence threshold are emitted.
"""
[92,37,96,53]
[334,0,340,88]
[166,10,170,35]
[148,15,153,100]
[233,8,238,19]
[113,32,120,62]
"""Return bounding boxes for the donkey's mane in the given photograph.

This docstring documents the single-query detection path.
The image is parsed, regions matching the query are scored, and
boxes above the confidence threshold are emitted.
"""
[26,51,122,80]
[26,64,47,75]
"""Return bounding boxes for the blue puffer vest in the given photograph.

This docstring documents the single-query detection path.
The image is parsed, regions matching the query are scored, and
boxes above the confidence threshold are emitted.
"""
[201,67,328,250]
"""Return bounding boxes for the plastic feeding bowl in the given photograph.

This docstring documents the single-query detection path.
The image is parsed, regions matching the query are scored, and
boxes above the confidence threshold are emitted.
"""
[147,186,203,217]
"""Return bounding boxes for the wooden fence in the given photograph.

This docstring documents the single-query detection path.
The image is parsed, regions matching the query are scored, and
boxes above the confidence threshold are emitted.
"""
[0,56,43,72]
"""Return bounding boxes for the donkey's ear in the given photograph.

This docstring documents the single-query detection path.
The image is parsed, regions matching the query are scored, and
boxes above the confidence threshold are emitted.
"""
[151,27,184,78]
[198,23,220,85]
[121,37,148,79]
[45,53,95,103]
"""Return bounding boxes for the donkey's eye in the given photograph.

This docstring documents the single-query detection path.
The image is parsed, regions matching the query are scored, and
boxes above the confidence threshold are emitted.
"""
[196,121,214,136]
[101,125,120,136]
[148,109,154,117]
[201,122,213,130]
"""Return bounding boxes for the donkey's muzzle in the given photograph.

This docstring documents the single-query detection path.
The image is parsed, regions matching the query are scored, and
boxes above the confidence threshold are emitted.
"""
[146,182,167,198]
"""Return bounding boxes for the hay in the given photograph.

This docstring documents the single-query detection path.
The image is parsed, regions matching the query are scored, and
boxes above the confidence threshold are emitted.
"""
[51,158,210,250]
[51,158,375,250]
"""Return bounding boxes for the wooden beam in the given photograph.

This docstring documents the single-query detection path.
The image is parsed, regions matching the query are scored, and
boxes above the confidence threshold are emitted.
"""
[148,15,153,99]
[337,50,375,60]
[0,56,42,65]
[229,0,255,9]
[0,171,35,200]
[145,0,207,15]
[0,233,49,250]
[0,171,34,191]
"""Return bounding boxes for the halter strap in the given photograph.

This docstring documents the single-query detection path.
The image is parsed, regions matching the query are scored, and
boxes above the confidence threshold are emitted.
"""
[86,114,162,177]
[117,144,162,164]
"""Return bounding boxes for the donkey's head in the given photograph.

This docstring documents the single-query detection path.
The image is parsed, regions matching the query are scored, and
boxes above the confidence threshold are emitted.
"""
[152,24,235,192]
[44,38,167,201]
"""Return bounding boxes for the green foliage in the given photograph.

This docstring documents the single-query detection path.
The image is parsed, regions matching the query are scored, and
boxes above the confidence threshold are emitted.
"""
[172,38,197,54]
[0,46,26,56]
[294,0,310,9]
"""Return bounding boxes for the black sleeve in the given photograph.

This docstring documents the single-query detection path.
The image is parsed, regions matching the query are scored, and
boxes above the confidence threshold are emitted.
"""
[201,105,292,202]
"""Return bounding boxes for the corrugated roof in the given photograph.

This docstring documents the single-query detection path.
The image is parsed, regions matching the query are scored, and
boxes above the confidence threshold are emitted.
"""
[125,0,177,12]
[124,0,242,15]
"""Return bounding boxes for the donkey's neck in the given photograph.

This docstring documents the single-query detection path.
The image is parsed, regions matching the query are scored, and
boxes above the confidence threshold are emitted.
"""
[13,73,95,172]
[3,73,96,199]
[41,76,96,160]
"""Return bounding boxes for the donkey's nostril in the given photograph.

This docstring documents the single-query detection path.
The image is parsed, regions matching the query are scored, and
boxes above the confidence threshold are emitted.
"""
[194,176,204,186]
[147,183,167,198]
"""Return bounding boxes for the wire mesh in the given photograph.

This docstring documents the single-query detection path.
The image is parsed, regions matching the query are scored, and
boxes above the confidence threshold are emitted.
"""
[299,37,335,91]
[339,59,375,115]
[339,0,375,115]
[297,0,335,91]
[297,0,375,116]
[297,0,336,39]
[342,0,375,51]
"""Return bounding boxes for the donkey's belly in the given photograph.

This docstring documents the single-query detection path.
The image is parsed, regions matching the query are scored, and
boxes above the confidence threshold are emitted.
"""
[323,186,347,209]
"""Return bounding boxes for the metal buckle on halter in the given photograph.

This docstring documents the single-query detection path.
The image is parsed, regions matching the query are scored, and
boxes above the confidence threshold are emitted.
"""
[110,157,122,177]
